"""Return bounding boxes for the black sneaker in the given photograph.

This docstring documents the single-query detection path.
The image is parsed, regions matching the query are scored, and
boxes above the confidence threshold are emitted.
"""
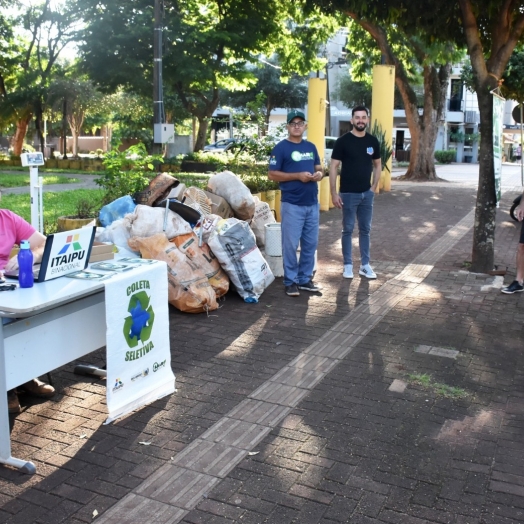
[501,280,524,294]
[285,284,300,296]
[298,281,321,292]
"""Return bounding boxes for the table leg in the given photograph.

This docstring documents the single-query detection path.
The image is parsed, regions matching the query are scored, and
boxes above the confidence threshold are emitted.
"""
[0,322,36,474]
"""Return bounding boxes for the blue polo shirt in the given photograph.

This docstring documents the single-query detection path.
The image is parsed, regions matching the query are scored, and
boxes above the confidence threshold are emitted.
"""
[269,139,320,206]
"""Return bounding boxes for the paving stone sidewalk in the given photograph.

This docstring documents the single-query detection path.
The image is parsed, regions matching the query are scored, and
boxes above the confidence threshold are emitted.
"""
[0,167,523,524]
[1,173,99,195]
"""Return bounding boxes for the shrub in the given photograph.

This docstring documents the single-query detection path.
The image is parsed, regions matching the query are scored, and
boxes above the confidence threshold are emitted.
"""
[370,121,393,172]
[239,171,274,193]
[74,197,101,219]
[434,150,456,164]
[164,156,182,166]
[96,143,162,203]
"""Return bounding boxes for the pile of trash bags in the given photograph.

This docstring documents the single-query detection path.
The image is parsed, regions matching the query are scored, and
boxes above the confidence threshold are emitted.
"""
[95,171,277,312]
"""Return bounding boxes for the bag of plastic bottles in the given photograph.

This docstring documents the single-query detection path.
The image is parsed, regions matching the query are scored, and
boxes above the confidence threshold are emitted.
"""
[99,196,136,227]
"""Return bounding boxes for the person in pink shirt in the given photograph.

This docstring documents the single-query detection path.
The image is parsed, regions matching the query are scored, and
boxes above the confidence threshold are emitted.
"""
[0,209,46,273]
[0,209,55,413]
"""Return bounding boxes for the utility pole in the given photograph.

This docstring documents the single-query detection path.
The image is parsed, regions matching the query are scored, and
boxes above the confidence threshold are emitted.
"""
[153,0,163,155]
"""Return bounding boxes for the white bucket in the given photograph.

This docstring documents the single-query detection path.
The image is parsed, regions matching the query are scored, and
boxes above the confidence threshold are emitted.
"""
[264,222,282,256]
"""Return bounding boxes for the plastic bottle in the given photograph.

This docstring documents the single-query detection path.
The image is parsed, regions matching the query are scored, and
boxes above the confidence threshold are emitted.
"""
[18,240,34,288]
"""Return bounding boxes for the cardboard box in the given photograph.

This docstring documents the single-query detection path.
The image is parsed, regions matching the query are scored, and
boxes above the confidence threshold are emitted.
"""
[88,251,115,263]
[89,242,114,263]
[203,190,234,219]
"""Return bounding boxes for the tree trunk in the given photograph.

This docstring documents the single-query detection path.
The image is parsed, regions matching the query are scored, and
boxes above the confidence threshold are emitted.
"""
[401,122,439,180]
[470,87,497,273]
[34,100,45,154]
[194,117,210,151]
[175,84,220,152]
[68,112,85,158]
[71,129,79,157]
[11,114,32,156]
[349,15,450,181]
[400,64,451,180]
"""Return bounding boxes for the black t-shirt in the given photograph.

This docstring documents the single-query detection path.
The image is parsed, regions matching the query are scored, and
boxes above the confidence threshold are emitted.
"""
[331,132,381,193]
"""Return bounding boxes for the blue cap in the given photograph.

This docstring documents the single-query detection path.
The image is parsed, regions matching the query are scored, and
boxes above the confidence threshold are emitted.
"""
[287,109,306,123]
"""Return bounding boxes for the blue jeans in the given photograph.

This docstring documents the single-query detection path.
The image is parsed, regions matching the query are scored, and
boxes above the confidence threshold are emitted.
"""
[281,201,319,286]
[341,190,374,266]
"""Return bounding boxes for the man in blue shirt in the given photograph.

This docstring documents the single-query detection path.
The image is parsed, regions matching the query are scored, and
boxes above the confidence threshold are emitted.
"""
[269,110,323,296]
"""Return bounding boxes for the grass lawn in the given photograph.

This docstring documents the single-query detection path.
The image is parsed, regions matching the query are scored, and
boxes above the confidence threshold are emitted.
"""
[0,174,80,187]
[1,189,105,234]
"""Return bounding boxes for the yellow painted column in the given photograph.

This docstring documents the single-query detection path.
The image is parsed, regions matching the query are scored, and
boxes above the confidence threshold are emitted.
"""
[371,65,395,192]
[307,77,330,211]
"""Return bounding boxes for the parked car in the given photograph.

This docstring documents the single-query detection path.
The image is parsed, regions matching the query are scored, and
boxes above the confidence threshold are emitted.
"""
[203,138,237,152]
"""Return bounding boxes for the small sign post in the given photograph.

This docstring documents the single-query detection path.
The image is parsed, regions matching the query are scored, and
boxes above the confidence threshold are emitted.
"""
[20,152,45,233]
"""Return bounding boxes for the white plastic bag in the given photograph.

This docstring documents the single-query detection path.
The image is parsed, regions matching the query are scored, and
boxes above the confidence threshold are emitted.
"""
[95,219,138,256]
[207,171,255,221]
[207,218,274,303]
[126,205,192,239]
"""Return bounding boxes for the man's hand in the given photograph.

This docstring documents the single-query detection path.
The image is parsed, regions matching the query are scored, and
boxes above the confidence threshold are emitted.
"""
[311,170,323,182]
[331,193,343,209]
[299,171,316,183]
[516,202,524,221]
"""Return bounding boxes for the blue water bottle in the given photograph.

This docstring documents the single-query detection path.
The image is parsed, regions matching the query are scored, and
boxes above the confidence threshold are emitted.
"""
[18,240,34,288]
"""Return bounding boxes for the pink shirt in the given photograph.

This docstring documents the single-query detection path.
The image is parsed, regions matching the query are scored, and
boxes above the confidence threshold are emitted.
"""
[0,210,35,270]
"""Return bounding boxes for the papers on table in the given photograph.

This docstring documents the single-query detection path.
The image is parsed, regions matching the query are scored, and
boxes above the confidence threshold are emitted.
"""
[66,259,158,281]
[66,271,112,281]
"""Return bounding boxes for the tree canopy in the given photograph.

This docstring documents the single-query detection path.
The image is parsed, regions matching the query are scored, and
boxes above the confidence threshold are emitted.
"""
[501,49,524,103]
[79,0,337,150]
[221,59,308,135]
[0,0,84,154]
[339,17,460,181]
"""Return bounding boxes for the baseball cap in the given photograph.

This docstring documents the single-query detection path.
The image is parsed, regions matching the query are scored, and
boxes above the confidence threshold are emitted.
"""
[287,109,306,123]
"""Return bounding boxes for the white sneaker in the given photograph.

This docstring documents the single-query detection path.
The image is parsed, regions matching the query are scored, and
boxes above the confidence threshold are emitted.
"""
[343,264,353,278]
[359,264,377,279]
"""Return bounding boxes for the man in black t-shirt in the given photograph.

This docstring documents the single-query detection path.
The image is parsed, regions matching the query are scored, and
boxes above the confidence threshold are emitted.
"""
[329,106,381,280]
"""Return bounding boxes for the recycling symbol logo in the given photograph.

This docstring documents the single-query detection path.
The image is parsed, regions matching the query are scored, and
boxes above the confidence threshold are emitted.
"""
[123,291,155,348]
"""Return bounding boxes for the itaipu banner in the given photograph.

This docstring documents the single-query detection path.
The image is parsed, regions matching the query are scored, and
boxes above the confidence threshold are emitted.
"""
[104,261,175,423]
[493,94,505,203]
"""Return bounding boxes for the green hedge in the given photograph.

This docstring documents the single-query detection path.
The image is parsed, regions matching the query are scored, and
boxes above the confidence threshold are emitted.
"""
[434,150,456,164]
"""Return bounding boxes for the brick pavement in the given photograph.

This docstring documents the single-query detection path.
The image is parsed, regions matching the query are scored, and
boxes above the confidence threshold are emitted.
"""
[1,167,523,523]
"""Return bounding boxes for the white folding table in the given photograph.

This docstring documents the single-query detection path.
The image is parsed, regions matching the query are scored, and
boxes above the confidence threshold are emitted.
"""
[0,277,109,474]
